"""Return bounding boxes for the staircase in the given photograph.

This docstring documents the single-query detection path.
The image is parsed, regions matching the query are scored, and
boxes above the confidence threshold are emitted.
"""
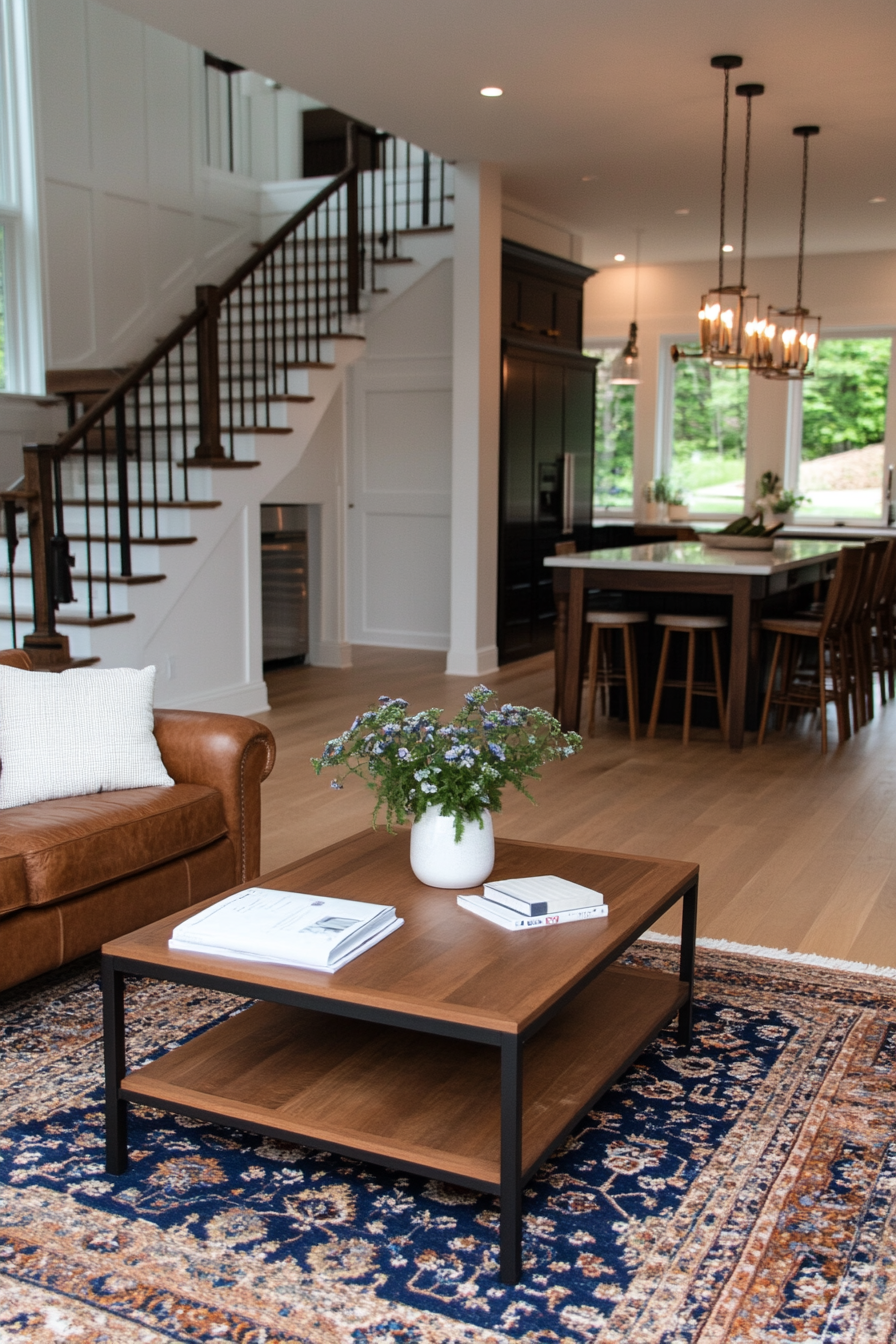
[1,129,453,705]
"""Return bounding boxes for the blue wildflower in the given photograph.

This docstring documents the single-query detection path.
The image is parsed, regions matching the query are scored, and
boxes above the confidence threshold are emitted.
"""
[397,748,410,760]
[488,742,506,761]
[421,781,438,794]
[330,780,343,789]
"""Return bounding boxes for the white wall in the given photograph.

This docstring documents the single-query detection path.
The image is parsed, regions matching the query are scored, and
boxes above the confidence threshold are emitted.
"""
[0,392,66,487]
[31,0,265,370]
[502,194,583,264]
[584,249,896,514]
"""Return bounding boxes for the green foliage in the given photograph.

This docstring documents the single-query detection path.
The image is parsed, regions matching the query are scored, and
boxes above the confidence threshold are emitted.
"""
[312,685,583,840]
[801,338,891,459]
[672,360,748,459]
[591,348,634,510]
[671,359,748,509]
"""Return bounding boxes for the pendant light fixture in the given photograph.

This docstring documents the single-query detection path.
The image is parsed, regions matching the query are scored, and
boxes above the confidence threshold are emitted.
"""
[672,57,763,367]
[756,126,822,380]
[700,61,764,367]
[610,229,642,383]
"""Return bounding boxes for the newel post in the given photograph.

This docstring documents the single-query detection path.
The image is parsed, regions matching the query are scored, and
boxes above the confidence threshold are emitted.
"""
[21,445,72,668]
[194,285,226,459]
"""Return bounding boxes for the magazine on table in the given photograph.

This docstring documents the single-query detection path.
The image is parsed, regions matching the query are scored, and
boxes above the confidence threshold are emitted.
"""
[458,874,608,930]
[169,887,402,971]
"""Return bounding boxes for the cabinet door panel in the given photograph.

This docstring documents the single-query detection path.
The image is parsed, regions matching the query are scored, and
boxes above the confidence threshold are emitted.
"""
[564,366,596,529]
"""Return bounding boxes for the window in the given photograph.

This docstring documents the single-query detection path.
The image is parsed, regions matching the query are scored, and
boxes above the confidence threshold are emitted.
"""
[587,345,634,512]
[790,336,893,520]
[0,0,43,393]
[657,338,749,514]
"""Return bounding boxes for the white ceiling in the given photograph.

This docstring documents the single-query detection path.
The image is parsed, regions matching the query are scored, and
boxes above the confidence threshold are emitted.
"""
[104,0,895,269]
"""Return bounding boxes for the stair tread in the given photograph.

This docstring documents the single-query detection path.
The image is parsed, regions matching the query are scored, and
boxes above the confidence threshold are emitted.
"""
[66,533,196,546]
[279,362,336,370]
[180,460,261,469]
[0,608,136,628]
[9,568,166,584]
[62,499,222,509]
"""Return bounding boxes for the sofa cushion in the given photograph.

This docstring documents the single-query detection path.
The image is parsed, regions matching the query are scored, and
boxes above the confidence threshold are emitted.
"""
[0,854,29,916]
[0,784,228,907]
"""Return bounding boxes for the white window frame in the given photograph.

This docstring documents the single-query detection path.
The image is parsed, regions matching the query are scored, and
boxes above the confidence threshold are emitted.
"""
[0,0,44,395]
[585,339,635,517]
[784,326,896,527]
[656,333,751,518]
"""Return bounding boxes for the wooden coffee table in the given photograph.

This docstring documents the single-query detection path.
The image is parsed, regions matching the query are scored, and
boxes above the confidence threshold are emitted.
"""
[102,829,698,1284]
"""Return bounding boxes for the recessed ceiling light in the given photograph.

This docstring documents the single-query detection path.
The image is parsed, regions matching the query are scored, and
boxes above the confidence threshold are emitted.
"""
[480,86,503,97]
[614,253,626,262]
[581,175,596,182]
[722,243,734,253]
[675,208,690,215]
[870,196,886,204]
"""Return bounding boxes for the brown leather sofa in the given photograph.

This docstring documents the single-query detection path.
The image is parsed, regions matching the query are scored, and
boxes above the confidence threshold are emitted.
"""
[0,650,276,992]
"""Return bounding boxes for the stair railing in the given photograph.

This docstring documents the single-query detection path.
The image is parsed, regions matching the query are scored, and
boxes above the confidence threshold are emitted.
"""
[1,122,453,666]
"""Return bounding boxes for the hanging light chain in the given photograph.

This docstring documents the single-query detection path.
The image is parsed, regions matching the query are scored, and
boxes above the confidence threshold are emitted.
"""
[719,66,730,289]
[739,94,752,290]
[796,132,810,311]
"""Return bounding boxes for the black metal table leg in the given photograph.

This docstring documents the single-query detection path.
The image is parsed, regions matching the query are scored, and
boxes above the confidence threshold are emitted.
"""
[102,956,129,1174]
[499,1032,523,1285]
[677,880,698,1050]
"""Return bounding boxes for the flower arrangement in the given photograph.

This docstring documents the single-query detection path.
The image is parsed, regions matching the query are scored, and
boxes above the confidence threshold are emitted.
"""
[312,685,582,840]
[756,471,807,517]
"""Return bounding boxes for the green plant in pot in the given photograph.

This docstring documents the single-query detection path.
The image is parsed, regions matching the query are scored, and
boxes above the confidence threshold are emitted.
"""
[312,686,582,888]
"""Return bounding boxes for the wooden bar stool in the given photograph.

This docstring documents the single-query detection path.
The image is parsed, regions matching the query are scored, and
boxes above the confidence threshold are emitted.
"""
[585,610,649,739]
[647,614,728,745]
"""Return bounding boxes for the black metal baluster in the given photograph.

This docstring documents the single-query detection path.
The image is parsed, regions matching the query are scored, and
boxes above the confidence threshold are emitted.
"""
[179,338,190,500]
[147,366,157,539]
[164,352,174,502]
[114,399,132,587]
[422,149,431,228]
[439,158,446,227]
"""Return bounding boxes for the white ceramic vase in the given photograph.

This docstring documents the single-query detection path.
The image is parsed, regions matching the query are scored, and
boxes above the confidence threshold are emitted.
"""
[409,805,495,889]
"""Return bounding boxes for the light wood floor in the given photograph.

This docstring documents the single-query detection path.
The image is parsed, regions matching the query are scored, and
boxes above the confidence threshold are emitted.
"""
[254,646,896,969]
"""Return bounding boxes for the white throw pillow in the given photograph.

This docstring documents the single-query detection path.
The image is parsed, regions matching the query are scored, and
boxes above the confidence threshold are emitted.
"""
[0,664,174,810]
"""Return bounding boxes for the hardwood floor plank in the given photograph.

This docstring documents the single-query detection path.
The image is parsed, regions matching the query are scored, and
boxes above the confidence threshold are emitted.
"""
[254,647,896,968]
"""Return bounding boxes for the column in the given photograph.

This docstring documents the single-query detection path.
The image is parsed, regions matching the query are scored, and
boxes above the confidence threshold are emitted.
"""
[446,162,502,677]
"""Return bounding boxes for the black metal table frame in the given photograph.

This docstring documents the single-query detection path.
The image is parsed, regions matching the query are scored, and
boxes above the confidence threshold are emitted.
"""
[103,879,697,1285]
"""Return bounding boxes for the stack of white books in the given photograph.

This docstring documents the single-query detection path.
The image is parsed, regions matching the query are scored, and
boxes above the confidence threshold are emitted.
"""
[457,875,608,930]
[169,887,402,972]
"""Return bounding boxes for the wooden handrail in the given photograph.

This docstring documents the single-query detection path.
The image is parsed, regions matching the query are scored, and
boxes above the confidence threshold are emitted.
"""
[54,167,355,458]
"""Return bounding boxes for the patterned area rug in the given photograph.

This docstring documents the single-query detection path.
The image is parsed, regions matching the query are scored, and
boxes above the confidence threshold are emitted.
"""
[1,943,895,1343]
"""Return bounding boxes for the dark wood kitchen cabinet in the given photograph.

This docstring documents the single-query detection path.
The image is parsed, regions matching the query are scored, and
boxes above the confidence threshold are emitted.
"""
[498,242,597,664]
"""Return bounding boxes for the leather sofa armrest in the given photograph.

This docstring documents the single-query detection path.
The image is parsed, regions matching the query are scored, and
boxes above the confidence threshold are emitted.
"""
[153,710,276,883]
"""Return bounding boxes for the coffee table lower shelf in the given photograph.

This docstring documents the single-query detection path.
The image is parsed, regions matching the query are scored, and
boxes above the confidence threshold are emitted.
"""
[120,964,687,1194]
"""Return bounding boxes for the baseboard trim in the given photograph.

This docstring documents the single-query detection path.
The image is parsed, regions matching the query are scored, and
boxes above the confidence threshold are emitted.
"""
[156,679,271,716]
[640,931,896,980]
[308,640,353,668]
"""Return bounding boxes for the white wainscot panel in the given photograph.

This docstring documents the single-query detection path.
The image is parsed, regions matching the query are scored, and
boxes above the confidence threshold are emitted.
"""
[146,508,263,711]
[155,206,195,291]
[364,388,452,494]
[87,0,148,188]
[200,214,248,262]
[44,181,96,364]
[97,194,150,344]
[34,0,92,180]
[363,512,450,645]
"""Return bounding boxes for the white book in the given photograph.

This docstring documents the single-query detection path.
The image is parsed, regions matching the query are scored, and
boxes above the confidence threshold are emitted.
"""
[169,887,402,972]
[482,875,606,918]
[457,893,608,930]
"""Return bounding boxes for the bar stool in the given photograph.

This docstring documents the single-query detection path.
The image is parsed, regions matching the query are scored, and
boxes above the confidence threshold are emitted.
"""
[585,610,649,739]
[647,614,728,745]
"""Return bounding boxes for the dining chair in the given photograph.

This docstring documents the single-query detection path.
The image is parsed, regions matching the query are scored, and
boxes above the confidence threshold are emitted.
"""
[849,539,888,726]
[646,614,728,745]
[869,538,896,705]
[757,544,864,753]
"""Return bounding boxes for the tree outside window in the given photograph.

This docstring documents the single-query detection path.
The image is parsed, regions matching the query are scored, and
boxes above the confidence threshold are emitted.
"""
[795,337,892,519]
[669,359,749,514]
[588,345,634,512]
